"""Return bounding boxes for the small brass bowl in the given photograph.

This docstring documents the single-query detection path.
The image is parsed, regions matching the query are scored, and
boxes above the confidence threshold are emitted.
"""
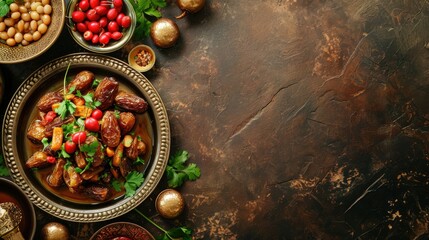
[128,44,156,72]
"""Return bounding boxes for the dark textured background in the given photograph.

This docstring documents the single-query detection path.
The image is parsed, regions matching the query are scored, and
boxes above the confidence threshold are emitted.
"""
[2,0,429,239]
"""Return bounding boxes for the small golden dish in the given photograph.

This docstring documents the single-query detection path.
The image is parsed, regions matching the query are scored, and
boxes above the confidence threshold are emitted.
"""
[128,44,156,72]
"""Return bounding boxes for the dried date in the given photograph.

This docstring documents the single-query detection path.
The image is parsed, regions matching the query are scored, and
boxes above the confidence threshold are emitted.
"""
[83,135,104,167]
[101,111,121,148]
[94,77,119,110]
[37,90,63,113]
[84,184,110,201]
[47,159,65,187]
[27,120,46,143]
[26,151,48,168]
[44,115,74,138]
[66,70,95,92]
[125,137,139,160]
[119,112,135,134]
[114,91,148,113]
[63,166,83,192]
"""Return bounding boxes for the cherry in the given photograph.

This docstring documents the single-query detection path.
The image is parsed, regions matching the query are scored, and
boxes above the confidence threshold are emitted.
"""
[64,141,77,154]
[72,131,87,145]
[84,117,100,132]
[72,11,85,23]
[91,109,103,120]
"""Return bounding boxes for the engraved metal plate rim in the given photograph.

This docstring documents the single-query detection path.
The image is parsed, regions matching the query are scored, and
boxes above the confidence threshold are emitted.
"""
[2,53,170,222]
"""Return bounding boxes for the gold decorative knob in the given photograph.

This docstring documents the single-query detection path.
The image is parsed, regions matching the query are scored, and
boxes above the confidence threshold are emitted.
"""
[41,222,70,240]
[155,189,185,219]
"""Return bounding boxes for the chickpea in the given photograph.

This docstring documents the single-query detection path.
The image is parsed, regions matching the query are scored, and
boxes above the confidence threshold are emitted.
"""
[11,12,21,20]
[36,5,44,14]
[24,2,31,9]
[0,32,8,40]
[9,3,19,12]
[16,20,24,32]
[21,39,29,46]
[30,11,40,21]
[14,32,23,43]
[37,23,47,34]
[41,0,50,5]
[7,27,15,38]
[6,38,16,46]
[43,4,52,14]
[30,2,41,11]
[32,31,41,41]
[30,20,37,31]
[23,33,33,42]
[19,5,28,13]
[24,22,30,31]
[4,18,14,27]
[0,22,6,32]
[41,14,50,25]
[21,13,31,21]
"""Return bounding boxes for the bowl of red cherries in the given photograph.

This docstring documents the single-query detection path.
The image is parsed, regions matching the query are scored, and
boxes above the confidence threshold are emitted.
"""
[67,0,136,53]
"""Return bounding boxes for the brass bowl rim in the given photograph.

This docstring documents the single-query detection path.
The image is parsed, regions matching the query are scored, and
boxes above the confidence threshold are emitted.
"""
[2,53,170,222]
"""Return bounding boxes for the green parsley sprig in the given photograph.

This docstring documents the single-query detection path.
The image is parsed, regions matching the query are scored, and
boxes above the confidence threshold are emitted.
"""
[0,0,13,17]
[124,170,144,197]
[55,64,76,119]
[76,90,101,109]
[134,209,193,240]
[130,0,166,39]
[166,150,201,188]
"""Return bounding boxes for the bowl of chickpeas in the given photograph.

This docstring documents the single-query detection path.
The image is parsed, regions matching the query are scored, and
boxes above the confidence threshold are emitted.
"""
[0,0,65,63]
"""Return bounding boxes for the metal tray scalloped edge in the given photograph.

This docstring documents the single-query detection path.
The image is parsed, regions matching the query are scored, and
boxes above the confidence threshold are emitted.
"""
[2,53,170,222]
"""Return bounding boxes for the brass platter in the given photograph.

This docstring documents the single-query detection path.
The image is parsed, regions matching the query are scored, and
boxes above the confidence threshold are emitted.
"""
[2,53,170,222]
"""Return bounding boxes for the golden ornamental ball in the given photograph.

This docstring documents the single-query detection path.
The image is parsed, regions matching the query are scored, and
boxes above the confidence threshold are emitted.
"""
[41,222,70,240]
[150,18,180,48]
[155,189,185,219]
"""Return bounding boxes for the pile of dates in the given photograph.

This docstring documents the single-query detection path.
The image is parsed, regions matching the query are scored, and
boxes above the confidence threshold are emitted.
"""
[71,0,131,46]
[26,70,150,201]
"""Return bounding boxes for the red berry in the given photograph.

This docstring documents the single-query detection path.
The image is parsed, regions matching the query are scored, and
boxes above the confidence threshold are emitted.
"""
[99,33,110,45]
[111,31,122,40]
[72,11,85,23]
[121,15,131,28]
[84,117,100,132]
[99,16,108,28]
[86,9,100,21]
[89,0,100,9]
[116,13,124,26]
[91,34,99,44]
[106,8,118,21]
[44,110,56,123]
[88,21,101,33]
[64,141,77,154]
[113,0,122,11]
[47,156,56,164]
[94,5,108,16]
[78,0,89,11]
[76,22,87,32]
[91,109,103,120]
[83,30,93,41]
[107,21,119,32]
[72,131,87,145]
[103,31,112,38]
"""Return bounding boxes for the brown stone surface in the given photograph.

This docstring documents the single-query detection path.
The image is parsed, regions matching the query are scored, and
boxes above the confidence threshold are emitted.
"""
[2,0,429,239]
